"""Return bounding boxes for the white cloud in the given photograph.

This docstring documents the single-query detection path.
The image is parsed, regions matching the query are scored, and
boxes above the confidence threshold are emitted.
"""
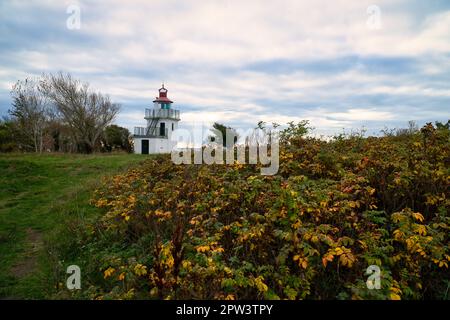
[1,0,449,134]
[326,108,395,121]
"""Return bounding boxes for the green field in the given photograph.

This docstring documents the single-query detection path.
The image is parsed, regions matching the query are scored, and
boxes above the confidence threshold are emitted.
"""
[0,153,146,298]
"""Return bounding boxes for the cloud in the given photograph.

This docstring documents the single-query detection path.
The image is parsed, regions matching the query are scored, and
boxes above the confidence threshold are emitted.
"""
[0,0,449,135]
[326,108,394,121]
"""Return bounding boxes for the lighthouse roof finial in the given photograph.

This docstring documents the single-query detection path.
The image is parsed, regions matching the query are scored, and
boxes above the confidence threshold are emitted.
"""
[155,83,171,102]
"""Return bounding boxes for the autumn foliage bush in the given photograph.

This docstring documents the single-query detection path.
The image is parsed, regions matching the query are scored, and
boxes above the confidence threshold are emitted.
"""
[60,122,449,299]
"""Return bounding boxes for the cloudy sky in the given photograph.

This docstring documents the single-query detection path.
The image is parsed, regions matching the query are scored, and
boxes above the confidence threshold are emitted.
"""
[1,0,449,136]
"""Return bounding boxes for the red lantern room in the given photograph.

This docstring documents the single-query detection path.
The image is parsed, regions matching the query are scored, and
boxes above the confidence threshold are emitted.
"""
[153,84,173,109]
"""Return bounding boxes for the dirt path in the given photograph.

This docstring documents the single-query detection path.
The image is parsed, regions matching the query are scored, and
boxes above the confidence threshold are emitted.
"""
[10,228,43,279]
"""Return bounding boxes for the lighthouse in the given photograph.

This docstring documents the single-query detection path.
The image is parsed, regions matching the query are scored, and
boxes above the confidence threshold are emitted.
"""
[133,85,181,154]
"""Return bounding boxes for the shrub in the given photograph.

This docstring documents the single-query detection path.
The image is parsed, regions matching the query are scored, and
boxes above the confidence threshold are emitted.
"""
[57,122,450,299]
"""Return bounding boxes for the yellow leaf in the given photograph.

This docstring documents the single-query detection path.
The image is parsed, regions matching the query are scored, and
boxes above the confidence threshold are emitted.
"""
[393,229,404,240]
[133,264,148,276]
[103,267,115,279]
[301,259,308,269]
[196,245,210,253]
[390,293,401,300]
[322,253,334,267]
[414,224,427,236]
[254,276,269,293]
[412,212,424,222]
[213,247,225,253]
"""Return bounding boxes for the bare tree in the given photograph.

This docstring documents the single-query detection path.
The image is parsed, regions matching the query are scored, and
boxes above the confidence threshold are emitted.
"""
[40,72,120,153]
[10,78,51,153]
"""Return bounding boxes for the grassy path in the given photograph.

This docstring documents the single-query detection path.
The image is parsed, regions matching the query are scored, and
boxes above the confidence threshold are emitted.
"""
[0,153,146,298]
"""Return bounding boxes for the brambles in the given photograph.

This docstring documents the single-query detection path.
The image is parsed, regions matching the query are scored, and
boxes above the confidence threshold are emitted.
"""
[61,122,449,299]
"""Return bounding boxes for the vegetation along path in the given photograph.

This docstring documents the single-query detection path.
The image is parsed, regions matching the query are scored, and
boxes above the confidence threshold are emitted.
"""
[0,153,145,298]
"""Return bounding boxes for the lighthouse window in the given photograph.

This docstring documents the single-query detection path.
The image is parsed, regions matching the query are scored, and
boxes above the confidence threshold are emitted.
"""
[172,123,174,131]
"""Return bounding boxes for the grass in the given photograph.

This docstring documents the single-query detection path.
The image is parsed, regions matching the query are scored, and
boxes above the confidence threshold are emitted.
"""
[0,152,147,299]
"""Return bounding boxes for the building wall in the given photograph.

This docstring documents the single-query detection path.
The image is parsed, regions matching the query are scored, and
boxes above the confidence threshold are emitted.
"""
[133,137,142,154]
[133,137,177,154]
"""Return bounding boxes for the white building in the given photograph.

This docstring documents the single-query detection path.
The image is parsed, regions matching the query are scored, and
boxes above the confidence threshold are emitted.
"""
[133,85,180,154]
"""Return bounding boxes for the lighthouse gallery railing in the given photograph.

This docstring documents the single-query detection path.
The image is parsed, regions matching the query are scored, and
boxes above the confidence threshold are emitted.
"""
[133,127,169,138]
[145,108,180,120]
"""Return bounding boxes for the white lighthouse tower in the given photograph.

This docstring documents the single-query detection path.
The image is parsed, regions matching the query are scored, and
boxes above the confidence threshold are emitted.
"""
[133,85,180,154]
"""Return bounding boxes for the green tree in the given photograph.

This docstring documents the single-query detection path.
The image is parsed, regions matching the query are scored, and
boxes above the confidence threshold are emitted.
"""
[0,117,18,152]
[280,120,311,144]
[209,122,239,148]
[435,119,450,130]
[102,124,132,152]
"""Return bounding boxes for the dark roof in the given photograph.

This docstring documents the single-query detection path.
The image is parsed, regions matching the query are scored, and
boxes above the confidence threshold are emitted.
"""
[153,96,173,103]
